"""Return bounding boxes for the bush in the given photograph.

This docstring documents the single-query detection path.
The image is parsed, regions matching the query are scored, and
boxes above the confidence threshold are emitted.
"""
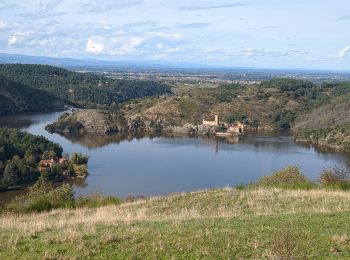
[73,164,88,178]
[320,164,350,190]
[6,177,74,213]
[256,166,316,189]
[71,153,89,165]
[270,225,308,259]
[5,179,121,213]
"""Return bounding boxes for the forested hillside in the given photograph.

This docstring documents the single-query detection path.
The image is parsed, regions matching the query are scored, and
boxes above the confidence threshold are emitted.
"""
[0,76,65,116]
[119,78,350,131]
[294,101,350,152]
[0,64,172,108]
[0,128,63,190]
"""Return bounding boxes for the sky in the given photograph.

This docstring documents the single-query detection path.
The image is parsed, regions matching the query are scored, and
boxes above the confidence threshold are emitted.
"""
[0,0,350,70]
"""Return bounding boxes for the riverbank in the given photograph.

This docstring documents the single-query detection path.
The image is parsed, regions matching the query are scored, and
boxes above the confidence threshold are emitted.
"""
[1,187,350,259]
[45,108,265,138]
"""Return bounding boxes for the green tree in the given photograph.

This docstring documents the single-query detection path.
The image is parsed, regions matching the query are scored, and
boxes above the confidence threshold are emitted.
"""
[0,160,4,174]
[2,161,21,187]
[71,153,89,165]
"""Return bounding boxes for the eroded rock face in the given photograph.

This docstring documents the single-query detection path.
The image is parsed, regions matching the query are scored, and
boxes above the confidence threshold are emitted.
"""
[163,124,219,136]
[48,109,228,137]
[46,109,118,135]
[73,109,117,134]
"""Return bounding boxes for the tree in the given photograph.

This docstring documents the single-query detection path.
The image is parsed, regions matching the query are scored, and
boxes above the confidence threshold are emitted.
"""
[2,161,21,187]
[41,151,49,160]
[18,161,33,183]
[0,160,4,174]
[47,151,57,159]
[227,115,236,123]
[0,127,67,190]
[71,153,89,165]
[48,164,62,180]
[73,164,88,177]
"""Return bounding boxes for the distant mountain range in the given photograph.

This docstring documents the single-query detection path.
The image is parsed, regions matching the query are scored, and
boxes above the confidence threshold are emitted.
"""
[0,53,215,71]
[2,52,350,74]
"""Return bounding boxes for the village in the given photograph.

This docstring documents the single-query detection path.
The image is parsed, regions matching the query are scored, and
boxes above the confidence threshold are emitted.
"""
[202,115,245,137]
[38,157,71,177]
[38,153,89,179]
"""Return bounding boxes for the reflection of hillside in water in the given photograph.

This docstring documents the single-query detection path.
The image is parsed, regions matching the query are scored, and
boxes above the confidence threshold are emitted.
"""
[152,132,350,160]
[59,132,160,149]
[64,177,88,189]
[0,115,33,128]
[58,131,350,164]
[296,141,350,161]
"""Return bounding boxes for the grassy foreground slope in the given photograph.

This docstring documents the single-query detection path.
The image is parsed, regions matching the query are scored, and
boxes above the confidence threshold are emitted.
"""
[1,188,350,259]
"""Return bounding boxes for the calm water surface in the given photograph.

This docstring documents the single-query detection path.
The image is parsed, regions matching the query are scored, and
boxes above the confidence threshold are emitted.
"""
[0,111,349,201]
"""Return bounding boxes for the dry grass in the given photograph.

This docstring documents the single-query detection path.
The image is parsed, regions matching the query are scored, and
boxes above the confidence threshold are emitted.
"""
[1,187,350,259]
[2,187,350,234]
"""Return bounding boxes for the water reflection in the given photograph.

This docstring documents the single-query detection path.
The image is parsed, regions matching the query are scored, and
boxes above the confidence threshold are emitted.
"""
[0,111,349,201]
[56,132,159,149]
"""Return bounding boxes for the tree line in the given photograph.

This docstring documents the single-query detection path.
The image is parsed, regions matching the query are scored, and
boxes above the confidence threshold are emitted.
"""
[0,128,63,190]
[0,64,172,114]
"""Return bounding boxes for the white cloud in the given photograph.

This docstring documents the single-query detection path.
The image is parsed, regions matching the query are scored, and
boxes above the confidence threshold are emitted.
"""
[130,36,144,47]
[339,45,350,58]
[81,0,142,13]
[170,33,183,40]
[85,35,144,55]
[146,32,184,40]
[19,0,65,19]
[86,38,104,54]
[242,47,287,58]
[110,36,144,55]
[0,20,7,29]
[100,20,112,30]
[164,47,180,53]
[180,3,246,11]
[7,32,32,46]
[8,35,18,45]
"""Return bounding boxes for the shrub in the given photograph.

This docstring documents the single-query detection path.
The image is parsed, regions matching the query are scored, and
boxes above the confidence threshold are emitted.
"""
[256,166,316,189]
[71,153,89,165]
[6,177,74,213]
[73,164,88,177]
[235,184,247,190]
[320,164,350,190]
[270,225,308,259]
[5,179,121,213]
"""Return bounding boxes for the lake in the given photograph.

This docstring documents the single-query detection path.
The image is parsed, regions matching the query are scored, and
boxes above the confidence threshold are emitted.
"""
[0,111,349,202]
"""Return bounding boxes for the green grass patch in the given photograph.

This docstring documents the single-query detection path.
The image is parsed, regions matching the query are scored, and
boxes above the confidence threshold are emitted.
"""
[75,192,121,208]
[1,211,350,259]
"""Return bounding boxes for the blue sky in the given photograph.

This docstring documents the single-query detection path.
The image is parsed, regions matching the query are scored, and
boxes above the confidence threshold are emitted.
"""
[0,0,350,70]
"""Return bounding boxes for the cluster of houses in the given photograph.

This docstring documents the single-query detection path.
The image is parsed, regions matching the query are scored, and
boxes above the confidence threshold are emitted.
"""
[203,115,245,136]
[38,157,70,177]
